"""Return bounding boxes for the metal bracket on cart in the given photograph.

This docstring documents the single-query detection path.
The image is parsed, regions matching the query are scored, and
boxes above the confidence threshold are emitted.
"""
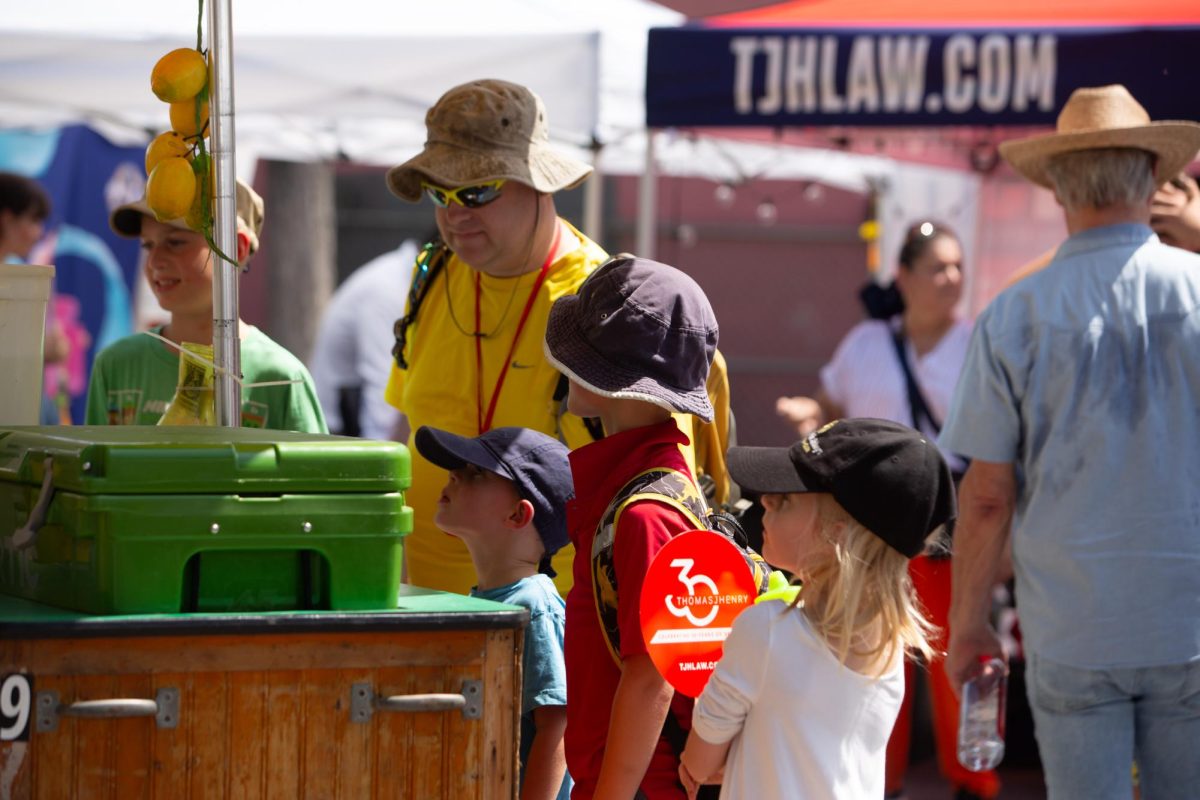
[350,680,483,722]
[36,687,180,732]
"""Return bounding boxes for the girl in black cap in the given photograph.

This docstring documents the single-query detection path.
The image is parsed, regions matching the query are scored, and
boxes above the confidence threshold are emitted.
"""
[678,419,953,800]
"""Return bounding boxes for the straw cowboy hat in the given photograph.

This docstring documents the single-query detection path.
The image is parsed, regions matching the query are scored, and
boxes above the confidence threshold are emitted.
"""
[1000,84,1200,189]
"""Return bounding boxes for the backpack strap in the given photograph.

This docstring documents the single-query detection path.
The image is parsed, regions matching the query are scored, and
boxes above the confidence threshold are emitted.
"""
[592,468,708,665]
[392,239,450,370]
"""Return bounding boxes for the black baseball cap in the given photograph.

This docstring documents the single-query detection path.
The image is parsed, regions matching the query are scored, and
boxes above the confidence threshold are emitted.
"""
[727,418,956,557]
[414,425,573,576]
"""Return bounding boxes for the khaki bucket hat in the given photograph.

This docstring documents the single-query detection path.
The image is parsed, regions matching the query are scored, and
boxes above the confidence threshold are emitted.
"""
[386,79,593,202]
[1000,84,1200,189]
[110,178,265,254]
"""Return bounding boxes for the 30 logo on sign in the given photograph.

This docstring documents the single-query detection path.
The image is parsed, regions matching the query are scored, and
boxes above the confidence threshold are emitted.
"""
[641,531,759,697]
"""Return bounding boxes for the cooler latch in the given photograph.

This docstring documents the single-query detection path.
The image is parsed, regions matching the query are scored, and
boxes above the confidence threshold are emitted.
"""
[11,457,54,550]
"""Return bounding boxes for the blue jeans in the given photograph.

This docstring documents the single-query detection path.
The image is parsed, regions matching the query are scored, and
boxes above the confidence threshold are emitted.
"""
[1026,653,1200,800]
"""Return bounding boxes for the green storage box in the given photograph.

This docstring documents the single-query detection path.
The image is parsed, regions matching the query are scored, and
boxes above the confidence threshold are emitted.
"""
[0,426,412,614]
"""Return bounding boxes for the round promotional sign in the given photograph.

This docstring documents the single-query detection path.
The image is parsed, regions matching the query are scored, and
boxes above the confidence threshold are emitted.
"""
[640,530,758,698]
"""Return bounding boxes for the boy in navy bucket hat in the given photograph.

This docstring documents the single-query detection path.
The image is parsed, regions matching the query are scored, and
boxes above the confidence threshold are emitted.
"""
[543,255,720,800]
[414,424,573,800]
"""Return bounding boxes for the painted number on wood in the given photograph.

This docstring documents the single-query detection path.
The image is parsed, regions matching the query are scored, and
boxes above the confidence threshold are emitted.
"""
[0,673,33,741]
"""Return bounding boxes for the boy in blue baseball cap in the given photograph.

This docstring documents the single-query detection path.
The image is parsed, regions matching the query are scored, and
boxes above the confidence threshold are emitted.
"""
[414,424,573,800]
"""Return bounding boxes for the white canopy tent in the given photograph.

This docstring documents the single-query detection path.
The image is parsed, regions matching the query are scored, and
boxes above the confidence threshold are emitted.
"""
[2,0,977,298]
[0,0,907,194]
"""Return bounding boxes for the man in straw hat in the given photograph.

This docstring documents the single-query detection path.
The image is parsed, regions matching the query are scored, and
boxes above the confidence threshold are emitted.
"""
[87,178,326,432]
[940,84,1200,798]
[382,79,732,596]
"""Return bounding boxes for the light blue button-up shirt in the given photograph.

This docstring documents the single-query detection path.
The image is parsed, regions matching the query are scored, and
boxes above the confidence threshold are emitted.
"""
[941,223,1200,669]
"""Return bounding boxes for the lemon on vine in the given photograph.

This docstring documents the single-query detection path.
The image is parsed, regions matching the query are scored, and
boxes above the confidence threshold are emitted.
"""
[170,97,210,139]
[144,131,192,176]
[146,157,197,222]
[151,48,208,103]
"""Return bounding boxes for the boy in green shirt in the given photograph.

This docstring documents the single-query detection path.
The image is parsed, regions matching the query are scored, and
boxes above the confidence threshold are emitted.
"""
[86,179,325,432]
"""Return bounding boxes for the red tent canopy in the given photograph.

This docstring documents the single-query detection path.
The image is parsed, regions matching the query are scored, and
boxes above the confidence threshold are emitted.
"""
[710,0,1200,27]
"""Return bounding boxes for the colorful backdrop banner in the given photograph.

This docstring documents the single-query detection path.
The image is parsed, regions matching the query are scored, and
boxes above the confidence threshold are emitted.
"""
[0,125,144,423]
[646,26,1200,128]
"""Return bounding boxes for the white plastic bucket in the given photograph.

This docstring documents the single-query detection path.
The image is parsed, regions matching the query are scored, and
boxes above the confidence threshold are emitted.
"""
[0,263,55,425]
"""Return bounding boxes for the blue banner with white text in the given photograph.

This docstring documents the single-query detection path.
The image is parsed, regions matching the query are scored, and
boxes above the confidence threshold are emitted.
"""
[646,26,1200,128]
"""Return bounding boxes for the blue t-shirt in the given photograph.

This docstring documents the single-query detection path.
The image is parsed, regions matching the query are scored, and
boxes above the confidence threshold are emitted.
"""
[473,574,570,800]
[941,223,1200,669]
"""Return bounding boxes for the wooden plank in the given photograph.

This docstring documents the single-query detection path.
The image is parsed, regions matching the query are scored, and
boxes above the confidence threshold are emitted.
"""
[187,673,228,799]
[227,671,267,800]
[149,673,188,800]
[334,668,373,800]
[111,672,153,800]
[69,673,117,800]
[34,675,76,799]
[446,663,483,799]
[483,629,521,800]
[299,667,339,799]
[263,671,301,800]
[372,665,411,800]
[14,631,489,675]
[406,665,445,799]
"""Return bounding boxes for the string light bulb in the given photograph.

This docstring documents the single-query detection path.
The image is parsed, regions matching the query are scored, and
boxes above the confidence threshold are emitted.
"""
[756,198,778,226]
[714,182,736,208]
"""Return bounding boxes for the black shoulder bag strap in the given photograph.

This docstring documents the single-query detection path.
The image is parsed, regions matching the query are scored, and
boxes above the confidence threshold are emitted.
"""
[890,328,942,435]
[392,239,450,369]
[891,328,970,495]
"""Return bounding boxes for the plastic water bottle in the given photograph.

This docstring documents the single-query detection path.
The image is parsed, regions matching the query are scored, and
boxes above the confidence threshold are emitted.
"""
[957,656,1007,772]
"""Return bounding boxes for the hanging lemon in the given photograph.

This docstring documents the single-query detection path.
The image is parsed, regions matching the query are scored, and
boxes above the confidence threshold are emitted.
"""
[170,97,210,138]
[151,48,208,103]
[146,157,197,222]
[144,131,192,176]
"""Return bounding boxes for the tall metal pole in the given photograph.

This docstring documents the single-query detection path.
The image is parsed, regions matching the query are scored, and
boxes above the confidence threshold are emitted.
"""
[636,129,658,260]
[208,0,240,426]
[582,140,604,244]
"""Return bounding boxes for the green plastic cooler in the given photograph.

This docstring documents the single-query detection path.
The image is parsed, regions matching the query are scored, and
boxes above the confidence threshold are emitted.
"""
[0,426,412,614]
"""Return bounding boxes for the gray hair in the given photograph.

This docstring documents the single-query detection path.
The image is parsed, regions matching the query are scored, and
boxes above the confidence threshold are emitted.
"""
[1044,147,1157,210]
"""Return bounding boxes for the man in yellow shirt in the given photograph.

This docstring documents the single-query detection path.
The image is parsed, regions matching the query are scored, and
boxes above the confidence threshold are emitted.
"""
[385,79,731,595]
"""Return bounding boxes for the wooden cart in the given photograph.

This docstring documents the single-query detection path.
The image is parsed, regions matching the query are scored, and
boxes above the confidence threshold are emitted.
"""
[0,587,525,799]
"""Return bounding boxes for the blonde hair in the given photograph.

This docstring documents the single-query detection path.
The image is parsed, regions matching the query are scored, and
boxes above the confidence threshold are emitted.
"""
[791,495,940,676]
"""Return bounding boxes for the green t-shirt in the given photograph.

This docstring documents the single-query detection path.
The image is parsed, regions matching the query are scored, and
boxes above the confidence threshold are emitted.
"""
[85,327,328,433]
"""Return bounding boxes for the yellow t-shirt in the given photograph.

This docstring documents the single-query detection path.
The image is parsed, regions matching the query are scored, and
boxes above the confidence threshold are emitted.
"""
[386,221,607,595]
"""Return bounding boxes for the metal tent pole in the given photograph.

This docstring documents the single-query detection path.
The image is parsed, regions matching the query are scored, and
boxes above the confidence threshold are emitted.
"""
[583,147,603,244]
[636,129,658,260]
[208,0,240,426]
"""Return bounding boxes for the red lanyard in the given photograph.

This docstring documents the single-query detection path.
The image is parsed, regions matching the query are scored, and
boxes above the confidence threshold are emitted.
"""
[474,223,563,434]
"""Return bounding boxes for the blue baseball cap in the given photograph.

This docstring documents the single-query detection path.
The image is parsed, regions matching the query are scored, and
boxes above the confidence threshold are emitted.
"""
[414,425,574,576]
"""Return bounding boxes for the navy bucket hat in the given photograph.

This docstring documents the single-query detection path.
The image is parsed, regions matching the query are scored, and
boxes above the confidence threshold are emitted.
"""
[543,256,718,422]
